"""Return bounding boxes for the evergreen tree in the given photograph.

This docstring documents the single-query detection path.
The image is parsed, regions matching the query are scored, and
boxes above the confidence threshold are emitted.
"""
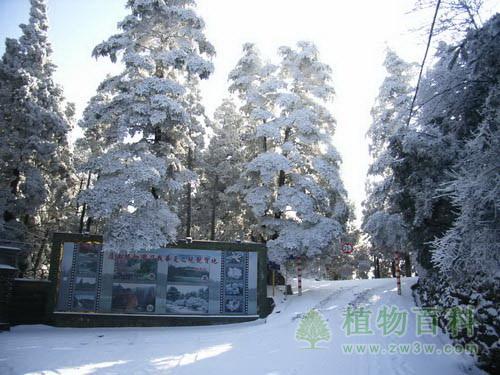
[195,99,252,240]
[232,42,349,262]
[430,15,500,285]
[352,243,372,279]
[362,49,416,272]
[228,43,279,159]
[175,80,210,239]
[391,14,499,370]
[79,0,215,251]
[394,22,498,273]
[0,0,75,275]
[228,43,284,241]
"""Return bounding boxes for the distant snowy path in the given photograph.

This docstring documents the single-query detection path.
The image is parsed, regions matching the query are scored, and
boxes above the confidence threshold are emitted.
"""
[0,278,483,375]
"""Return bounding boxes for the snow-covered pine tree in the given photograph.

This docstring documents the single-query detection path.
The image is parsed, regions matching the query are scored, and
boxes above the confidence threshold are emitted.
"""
[73,138,98,234]
[197,99,253,241]
[270,42,349,262]
[398,15,499,371]
[74,81,123,235]
[228,43,278,158]
[228,43,264,113]
[429,14,500,290]
[426,15,500,285]
[227,43,283,242]
[79,0,215,252]
[235,42,349,263]
[432,88,500,282]
[362,49,416,276]
[394,25,498,274]
[395,44,471,273]
[352,242,372,279]
[365,50,416,164]
[392,4,493,279]
[0,0,75,275]
[175,79,210,238]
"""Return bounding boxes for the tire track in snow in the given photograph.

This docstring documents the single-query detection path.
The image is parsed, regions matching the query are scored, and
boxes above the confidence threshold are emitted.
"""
[291,285,357,321]
[346,288,374,308]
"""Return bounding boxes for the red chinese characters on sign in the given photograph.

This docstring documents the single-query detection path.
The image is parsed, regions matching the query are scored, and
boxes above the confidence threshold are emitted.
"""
[107,252,218,264]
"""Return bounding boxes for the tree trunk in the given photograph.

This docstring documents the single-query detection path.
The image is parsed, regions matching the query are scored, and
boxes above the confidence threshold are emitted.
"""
[3,169,20,224]
[33,229,49,278]
[391,260,396,278]
[210,175,218,241]
[185,147,193,238]
[79,203,87,233]
[262,119,267,152]
[374,257,380,278]
[85,217,92,233]
[76,177,84,212]
[10,168,20,194]
[275,127,290,220]
[404,252,412,277]
[79,171,92,233]
[278,128,291,188]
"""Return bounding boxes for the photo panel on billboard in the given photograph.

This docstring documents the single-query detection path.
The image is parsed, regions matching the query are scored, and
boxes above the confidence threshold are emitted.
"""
[57,243,259,317]
[111,282,156,313]
[163,249,221,315]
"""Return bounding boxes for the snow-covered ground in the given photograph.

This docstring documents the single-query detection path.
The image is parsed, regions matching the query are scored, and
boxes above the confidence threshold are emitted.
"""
[0,278,484,375]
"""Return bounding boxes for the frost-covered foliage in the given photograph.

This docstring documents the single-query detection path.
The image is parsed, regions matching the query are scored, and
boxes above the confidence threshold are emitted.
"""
[429,15,500,284]
[414,271,499,373]
[230,42,349,263]
[365,17,499,275]
[397,15,500,276]
[388,14,499,371]
[364,17,499,367]
[366,50,416,163]
[414,0,485,41]
[363,212,407,251]
[432,100,499,281]
[297,228,371,281]
[228,43,281,155]
[79,145,180,248]
[194,99,253,241]
[174,80,211,238]
[318,227,368,281]
[0,0,76,275]
[79,0,214,252]
[362,50,416,265]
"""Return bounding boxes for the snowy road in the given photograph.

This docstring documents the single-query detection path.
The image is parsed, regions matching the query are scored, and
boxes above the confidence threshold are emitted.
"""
[0,278,484,375]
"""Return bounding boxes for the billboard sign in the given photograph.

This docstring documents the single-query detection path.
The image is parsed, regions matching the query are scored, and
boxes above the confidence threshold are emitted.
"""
[56,242,258,316]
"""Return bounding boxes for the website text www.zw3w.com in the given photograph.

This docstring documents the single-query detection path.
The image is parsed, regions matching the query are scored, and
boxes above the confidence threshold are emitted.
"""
[341,342,479,356]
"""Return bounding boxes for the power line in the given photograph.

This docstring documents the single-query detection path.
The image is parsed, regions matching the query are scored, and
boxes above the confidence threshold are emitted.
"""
[406,0,442,127]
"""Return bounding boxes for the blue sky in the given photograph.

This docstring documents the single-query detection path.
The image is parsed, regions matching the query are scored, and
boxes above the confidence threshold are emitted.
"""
[1,0,497,225]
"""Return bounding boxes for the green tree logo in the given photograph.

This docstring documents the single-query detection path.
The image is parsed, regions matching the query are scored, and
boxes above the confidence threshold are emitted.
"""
[295,309,331,349]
